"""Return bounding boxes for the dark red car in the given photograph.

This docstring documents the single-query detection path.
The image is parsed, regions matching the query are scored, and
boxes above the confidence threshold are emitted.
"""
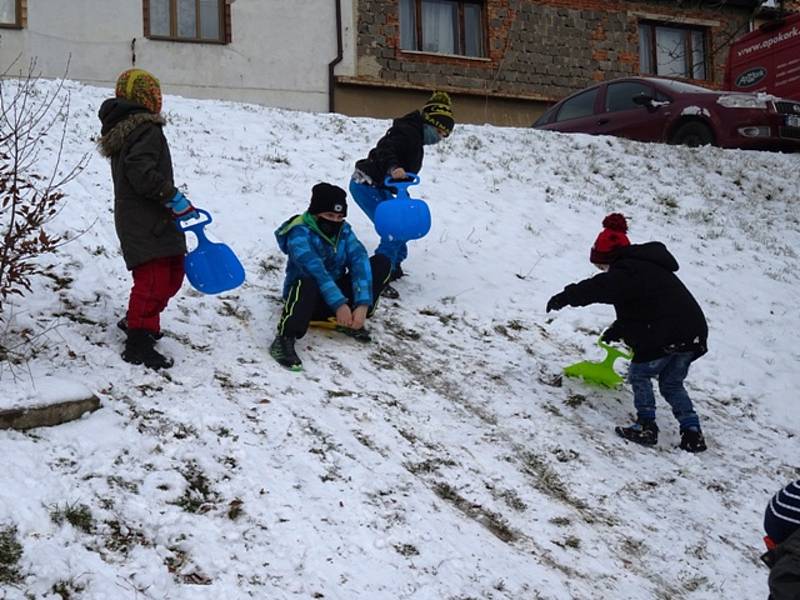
[533,76,800,151]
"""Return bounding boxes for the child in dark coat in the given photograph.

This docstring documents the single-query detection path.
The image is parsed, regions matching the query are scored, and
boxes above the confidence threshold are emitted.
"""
[270,183,392,371]
[350,91,454,292]
[546,214,708,452]
[762,480,800,599]
[98,69,198,369]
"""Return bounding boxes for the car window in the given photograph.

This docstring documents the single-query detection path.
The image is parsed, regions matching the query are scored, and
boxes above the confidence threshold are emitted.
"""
[533,106,557,126]
[555,89,599,122]
[606,82,654,112]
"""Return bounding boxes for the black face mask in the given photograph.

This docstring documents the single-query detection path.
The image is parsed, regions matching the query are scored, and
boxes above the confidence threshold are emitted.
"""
[317,217,344,239]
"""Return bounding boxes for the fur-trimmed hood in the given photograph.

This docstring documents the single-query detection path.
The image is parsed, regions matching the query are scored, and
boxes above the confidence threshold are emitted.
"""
[97,98,166,157]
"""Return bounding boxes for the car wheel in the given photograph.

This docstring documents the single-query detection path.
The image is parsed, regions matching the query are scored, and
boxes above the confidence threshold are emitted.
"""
[670,122,715,147]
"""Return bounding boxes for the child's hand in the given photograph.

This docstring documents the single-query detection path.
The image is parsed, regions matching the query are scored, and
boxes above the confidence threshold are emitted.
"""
[335,304,353,328]
[390,167,407,180]
[167,191,199,222]
[351,305,368,330]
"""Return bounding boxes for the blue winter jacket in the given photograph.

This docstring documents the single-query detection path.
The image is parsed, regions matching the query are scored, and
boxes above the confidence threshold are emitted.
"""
[275,212,373,310]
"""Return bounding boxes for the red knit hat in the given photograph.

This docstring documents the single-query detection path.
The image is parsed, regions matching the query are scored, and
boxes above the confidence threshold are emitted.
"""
[590,213,630,264]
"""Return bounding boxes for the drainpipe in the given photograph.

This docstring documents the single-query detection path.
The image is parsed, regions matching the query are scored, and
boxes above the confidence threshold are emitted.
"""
[328,0,343,113]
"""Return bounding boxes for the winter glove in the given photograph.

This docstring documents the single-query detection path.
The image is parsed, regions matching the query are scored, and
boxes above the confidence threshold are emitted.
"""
[166,191,199,222]
[546,293,568,313]
[601,322,623,343]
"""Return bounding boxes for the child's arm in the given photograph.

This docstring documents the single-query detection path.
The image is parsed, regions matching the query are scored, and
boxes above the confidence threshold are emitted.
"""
[123,127,176,203]
[286,229,347,310]
[344,232,372,307]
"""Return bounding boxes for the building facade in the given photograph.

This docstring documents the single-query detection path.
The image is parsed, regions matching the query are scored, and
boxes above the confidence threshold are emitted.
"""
[0,1,790,126]
[336,0,765,126]
[0,0,353,112]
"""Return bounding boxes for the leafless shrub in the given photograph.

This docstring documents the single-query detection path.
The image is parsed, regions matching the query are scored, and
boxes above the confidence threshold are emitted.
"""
[0,59,88,318]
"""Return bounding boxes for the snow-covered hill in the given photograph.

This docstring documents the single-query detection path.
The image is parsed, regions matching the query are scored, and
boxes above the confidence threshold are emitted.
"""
[1,79,797,599]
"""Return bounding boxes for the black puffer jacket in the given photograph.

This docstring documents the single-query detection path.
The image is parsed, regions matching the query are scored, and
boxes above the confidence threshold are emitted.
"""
[559,242,708,363]
[98,98,185,270]
[764,527,800,600]
[355,111,424,186]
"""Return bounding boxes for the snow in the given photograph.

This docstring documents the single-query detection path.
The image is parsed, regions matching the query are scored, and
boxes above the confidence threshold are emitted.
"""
[0,374,94,411]
[0,78,798,599]
[680,105,712,117]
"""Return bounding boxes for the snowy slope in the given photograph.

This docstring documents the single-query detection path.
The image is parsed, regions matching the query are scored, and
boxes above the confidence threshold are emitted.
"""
[0,79,797,599]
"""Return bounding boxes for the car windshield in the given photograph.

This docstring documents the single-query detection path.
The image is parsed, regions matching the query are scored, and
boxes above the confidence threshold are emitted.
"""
[651,79,713,94]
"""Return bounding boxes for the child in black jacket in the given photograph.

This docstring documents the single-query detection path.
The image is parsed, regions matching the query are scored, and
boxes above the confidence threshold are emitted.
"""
[349,91,454,292]
[546,214,708,452]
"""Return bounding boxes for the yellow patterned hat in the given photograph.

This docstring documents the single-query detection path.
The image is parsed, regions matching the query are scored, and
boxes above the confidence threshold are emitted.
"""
[115,69,162,114]
[421,91,454,135]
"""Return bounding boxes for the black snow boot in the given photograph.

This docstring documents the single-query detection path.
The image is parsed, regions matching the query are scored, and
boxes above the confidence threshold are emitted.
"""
[117,317,163,340]
[679,427,707,453]
[335,325,372,343]
[388,263,405,282]
[615,419,659,447]
[122,329,174,369]
[270,335,302,371]
[381,284,400,299]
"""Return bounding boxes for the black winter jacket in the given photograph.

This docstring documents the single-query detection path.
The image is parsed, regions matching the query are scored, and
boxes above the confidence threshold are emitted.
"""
[98,98,186,270]
[558,242,708,363]
[355,111,425,186]
[763,527,800,600]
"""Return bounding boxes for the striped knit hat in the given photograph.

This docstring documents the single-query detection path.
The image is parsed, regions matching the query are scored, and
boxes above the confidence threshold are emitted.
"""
[422,91,454,136]
[115,68,162,114]
[764,480,800,545]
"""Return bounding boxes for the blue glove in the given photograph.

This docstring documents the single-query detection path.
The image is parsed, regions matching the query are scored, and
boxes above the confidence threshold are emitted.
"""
[166,191,199,222]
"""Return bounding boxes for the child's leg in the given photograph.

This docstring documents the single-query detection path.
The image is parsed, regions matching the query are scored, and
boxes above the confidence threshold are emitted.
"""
[277,277,326,339]
[127,256,178,334]
[627,357,669,422]
[349,179,383,222]
[367,254,392,315]
[165,255,186,301]
[657,352,700,430]
[349,178,405,269]
[336,254,393,318]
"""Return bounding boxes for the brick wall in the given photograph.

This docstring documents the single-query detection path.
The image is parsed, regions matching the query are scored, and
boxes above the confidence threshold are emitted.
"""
[353,0,755,102]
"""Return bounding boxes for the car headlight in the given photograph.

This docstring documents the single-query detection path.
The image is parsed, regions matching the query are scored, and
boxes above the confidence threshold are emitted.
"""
[717,95,768,109]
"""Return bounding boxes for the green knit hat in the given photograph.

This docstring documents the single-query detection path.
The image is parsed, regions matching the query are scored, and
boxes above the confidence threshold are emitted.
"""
[422,91,454,135]
[115,68,162,114]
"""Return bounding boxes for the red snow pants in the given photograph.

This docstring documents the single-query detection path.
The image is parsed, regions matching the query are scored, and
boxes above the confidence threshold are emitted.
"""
[126,255,185,334]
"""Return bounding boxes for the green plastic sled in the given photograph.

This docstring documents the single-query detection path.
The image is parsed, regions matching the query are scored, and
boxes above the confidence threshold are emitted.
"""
[563,337,633,389]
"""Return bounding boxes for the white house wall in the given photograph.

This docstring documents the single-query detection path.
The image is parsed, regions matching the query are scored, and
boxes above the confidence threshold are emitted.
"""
[0,0,357,112]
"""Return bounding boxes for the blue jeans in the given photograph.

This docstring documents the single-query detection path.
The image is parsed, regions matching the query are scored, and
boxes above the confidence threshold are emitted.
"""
[627,352,701,430]
[349,178,407,269]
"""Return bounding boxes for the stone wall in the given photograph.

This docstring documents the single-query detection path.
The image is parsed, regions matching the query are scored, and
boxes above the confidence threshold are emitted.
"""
[354,0,756,102]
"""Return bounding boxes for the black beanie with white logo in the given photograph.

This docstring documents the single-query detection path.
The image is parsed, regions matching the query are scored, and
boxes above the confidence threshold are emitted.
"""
[308,183,347,217]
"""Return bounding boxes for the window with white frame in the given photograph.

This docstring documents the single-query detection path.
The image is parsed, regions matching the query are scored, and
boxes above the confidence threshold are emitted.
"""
[639,21,707,80]
[144,0,230,43]
[0,0,21,28]
[400,0,485,58]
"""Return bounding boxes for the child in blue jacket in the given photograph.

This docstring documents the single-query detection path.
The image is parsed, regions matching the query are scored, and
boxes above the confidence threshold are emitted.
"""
[270,183,392,371]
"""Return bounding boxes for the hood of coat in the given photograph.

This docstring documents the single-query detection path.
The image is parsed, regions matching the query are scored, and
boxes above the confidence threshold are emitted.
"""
[393,110,425,140]
[614,241,679,272]
[275,212,352,254]
[97,98,165,157]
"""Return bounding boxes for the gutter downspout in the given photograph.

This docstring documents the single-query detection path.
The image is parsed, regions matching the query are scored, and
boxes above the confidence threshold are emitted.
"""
[328,0,343,113]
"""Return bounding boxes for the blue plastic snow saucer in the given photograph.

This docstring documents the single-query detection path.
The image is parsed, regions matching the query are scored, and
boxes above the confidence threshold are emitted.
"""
[180,209,245,294]
[375,173,432,242]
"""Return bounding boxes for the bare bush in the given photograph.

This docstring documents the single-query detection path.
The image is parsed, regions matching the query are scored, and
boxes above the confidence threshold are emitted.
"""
[0,60,88,317]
